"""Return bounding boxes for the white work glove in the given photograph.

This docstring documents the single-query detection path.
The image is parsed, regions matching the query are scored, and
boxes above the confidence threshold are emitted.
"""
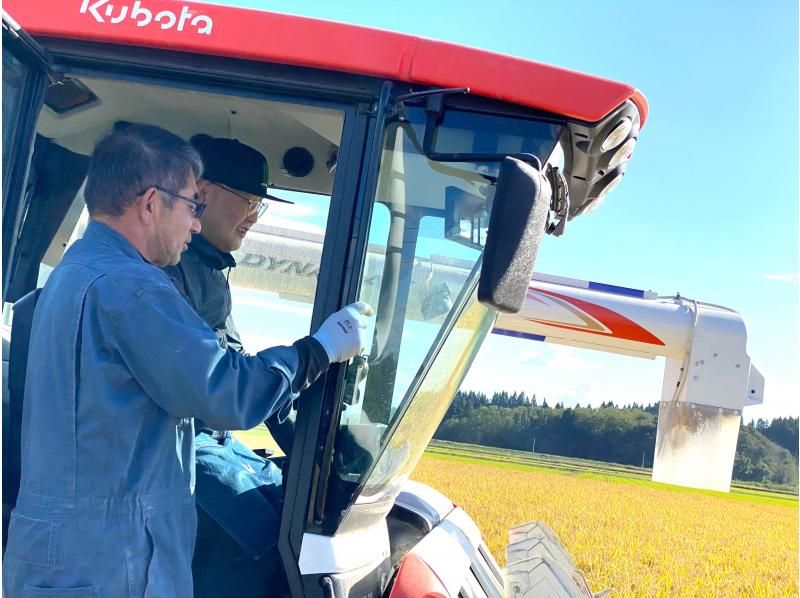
[312,302,374,364]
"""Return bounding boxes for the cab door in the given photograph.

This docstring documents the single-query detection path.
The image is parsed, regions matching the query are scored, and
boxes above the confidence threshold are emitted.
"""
[1,8,56,550]
[2,10,57,300]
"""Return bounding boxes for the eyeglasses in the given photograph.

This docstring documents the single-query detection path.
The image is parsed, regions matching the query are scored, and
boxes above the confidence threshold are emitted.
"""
[213,183,269,217]
[140,185,207,218]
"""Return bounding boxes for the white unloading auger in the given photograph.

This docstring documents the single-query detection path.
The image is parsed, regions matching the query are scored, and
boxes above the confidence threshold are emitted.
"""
[494,272,764,494]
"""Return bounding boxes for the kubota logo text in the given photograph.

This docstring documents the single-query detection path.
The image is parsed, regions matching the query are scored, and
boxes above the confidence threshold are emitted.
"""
[80,0,213,35]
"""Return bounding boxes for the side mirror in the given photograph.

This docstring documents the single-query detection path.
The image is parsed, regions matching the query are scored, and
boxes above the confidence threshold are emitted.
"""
[478,157,550,313]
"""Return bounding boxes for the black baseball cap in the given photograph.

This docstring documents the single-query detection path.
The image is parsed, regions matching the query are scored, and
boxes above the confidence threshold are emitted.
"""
[190,134,293,204]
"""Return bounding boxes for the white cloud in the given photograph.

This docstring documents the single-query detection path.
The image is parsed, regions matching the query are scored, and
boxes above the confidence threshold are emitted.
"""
[462,335,663,407]
[742,374,800,420]
[762,273,799,283]
[540,345,602,375]
[262,216,325,235]
[266,202,319,219]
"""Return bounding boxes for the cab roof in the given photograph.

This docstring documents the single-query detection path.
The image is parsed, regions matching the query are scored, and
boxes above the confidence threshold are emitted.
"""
[5,0,648,125]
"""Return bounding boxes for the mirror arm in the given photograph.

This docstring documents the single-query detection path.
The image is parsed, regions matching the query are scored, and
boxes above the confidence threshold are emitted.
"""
[545,165,570,237]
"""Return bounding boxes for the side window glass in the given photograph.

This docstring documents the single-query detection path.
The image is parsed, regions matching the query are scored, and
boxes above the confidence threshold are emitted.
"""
[2,42,49,317]
[360,203,391,316]
[229,190,333,351]
[2,47,31,180]
[330,110,494,500]
[346,118,486,428]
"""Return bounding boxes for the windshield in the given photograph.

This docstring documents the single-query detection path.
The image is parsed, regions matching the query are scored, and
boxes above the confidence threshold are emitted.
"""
[323,105,563,527]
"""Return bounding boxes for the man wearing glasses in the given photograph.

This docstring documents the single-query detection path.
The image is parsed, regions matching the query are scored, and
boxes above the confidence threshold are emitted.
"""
[162,135,312,597]
[4,124,372,597]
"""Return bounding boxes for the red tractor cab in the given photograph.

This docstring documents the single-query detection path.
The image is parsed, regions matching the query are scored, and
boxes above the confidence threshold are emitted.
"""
[2,3,646,596]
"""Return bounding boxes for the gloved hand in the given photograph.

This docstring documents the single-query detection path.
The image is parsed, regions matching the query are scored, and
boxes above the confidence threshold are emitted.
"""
[312,302,374,364]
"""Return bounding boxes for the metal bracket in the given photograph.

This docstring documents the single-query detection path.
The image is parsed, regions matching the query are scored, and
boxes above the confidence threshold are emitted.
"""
[545,165,570,237]
[395,86,470,106]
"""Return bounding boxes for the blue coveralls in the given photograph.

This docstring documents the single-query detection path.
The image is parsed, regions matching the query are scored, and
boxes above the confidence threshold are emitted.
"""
[3,221,303,597]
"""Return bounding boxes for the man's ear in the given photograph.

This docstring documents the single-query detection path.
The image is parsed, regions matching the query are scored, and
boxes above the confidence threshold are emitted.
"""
[135,187,159,224]
[197,179,212,200]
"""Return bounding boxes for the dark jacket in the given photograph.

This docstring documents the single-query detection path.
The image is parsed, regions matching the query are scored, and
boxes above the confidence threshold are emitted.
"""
[164,234,243,351]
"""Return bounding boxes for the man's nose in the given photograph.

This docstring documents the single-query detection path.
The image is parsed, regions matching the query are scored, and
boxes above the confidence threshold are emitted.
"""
[190,217,202,234]
[245,208,259,224]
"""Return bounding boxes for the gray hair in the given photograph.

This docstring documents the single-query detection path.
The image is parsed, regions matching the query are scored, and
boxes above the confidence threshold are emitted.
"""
[84,122,203,217]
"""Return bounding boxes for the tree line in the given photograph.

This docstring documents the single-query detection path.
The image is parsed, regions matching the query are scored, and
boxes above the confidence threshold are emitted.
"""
[434,390,798,489]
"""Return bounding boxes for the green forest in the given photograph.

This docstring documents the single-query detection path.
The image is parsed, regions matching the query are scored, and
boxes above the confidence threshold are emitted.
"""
[434,391,799,490]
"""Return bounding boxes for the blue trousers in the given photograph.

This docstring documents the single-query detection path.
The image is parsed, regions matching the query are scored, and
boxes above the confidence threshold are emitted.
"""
[192,432,287,598]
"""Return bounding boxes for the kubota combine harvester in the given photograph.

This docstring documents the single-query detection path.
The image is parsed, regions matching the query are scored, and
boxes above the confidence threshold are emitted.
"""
[1,2,763,596]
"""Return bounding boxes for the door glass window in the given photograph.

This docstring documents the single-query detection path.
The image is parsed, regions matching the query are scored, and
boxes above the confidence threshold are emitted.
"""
[332,109,495,499]
[2,48,31,178]
[2,39,51,304]
[327,105,564,524]
[354,284,494,502]
[228,187,340,452]
[230,190,334,352]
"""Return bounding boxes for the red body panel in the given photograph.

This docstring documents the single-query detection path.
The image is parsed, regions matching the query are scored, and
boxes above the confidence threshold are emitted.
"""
[4,0,648,124]
[388,553,448,598]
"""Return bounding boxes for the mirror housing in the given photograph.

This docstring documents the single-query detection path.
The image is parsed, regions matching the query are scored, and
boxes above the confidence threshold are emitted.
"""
[478,157,550,313]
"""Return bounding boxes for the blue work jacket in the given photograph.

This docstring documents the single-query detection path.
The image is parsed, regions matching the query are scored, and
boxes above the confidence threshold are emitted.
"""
[3,221,302,597]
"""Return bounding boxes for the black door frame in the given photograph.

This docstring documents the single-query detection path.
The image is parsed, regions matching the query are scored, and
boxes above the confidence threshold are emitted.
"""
[2,13,54,300]
[277,83,395,598]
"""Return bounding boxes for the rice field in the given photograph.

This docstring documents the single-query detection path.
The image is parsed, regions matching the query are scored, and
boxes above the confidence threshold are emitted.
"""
[412,442,799,597]
[235,427,798,595]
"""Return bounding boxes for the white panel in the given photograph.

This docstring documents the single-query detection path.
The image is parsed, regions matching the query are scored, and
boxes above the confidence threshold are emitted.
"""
[682,305,751,411]
[530,272,589,289]
[746,364,765,406]
[298,521,389,575]
[652,402,741,492]
[412,508,481,598]
[395,480,455,528]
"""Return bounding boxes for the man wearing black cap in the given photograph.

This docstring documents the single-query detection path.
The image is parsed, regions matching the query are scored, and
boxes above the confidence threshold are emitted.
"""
[163,135,315,597]
[164,134,295,351]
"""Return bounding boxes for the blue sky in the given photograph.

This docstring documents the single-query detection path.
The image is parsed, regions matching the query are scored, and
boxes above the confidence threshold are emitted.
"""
[220,0,798,419]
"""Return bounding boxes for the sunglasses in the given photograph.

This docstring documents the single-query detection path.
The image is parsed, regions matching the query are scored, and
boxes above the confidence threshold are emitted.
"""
[140,185,207,218]
[213,183,269,217]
